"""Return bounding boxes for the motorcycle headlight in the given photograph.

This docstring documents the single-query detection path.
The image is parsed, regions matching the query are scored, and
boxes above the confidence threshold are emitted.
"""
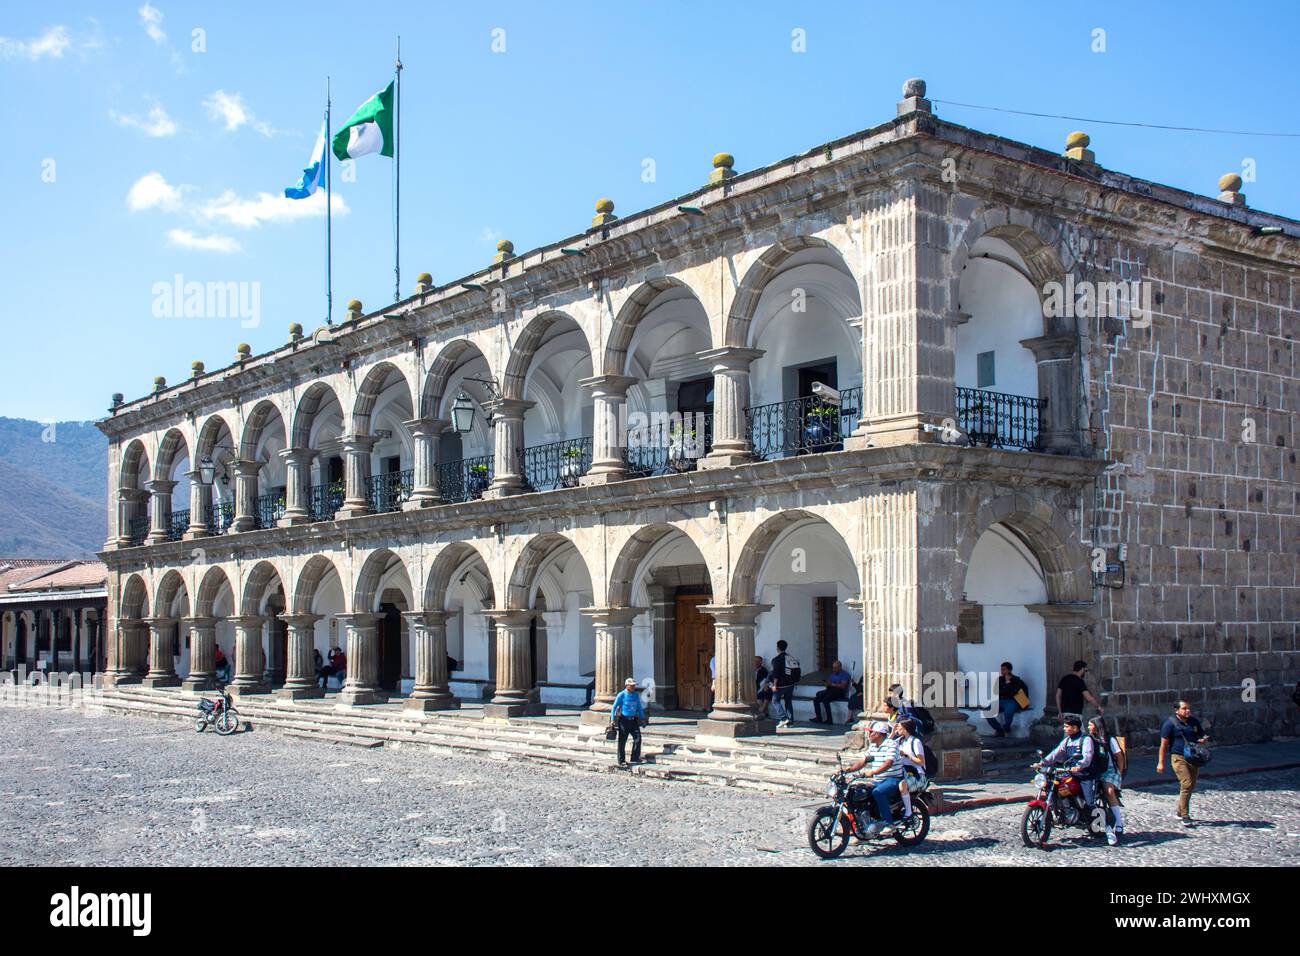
[1032,773,1047,787]
[826,779,840,798]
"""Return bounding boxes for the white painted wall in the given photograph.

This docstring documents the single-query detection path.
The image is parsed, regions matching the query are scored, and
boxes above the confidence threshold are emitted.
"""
[955,239,1040,399]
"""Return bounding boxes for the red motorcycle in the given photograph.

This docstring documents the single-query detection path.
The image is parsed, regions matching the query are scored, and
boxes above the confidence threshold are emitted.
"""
[1020,758,1110,849]
[194,690,240,736]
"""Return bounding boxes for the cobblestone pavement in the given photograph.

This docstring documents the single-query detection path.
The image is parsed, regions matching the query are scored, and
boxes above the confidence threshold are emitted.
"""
[3,706,1297,866]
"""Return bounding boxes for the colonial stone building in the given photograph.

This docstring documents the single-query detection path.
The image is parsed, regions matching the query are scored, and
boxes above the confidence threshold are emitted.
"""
[96,79,1298,775]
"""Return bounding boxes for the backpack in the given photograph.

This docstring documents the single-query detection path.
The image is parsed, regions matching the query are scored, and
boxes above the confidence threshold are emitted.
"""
[1085,738,1110,778]
[906,704,936,737]
[922,743,939,778]
[785,656,801,685]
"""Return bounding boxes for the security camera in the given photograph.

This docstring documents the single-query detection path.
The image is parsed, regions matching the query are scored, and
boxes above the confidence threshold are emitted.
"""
[811,382,841,404]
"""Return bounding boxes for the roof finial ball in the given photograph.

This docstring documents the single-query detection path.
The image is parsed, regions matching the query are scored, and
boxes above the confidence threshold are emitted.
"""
[1064,131,1095,164]
[153,376,167,393]
[191,360,205,378]
[897,77,932,116]
[592,198,617,228]
[710,153,736,184]
[235,343,251,363]
[415,272,433,293]
[494,239,515,264]
[347,299,363,321]
[1217,172,1246,207]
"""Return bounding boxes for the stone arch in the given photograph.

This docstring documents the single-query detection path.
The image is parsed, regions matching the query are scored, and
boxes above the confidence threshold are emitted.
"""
[729,509,860,606]
[502,310,591,400]
[605,277,711,377]
[725,236,859,349]
[154,428,190,482]
[242,399,287,459]
[607,522,720,608]
[506,532,586,610]
[120,573,150,619]
[352,360,414,435]
[420,339,495,418]
[424,541,494,611]
[949,213,1071,334]
[153,568,190,618]
[354,548,414,613]
[960,494,1092,605]
[291,555,338,615]
[242,559,286,616]
[196,413,236,462]
[119,439,151,490]
[194,565,233,618]
[290,383,342,449]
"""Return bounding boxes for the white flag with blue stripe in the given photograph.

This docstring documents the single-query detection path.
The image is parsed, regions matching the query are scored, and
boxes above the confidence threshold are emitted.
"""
[284,122,327,199]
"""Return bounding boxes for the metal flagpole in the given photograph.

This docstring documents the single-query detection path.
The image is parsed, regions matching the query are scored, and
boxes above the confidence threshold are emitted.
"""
[326,75,333,325]
[394,36,402,303]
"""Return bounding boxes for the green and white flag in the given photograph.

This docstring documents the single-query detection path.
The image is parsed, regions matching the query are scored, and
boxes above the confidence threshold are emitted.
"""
[332,81,394,160]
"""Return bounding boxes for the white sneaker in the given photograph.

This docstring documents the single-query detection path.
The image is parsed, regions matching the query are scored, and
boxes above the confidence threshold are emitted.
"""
[1106,829,1118,846]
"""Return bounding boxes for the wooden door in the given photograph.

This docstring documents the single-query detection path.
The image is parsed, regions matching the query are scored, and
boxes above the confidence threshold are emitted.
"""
[674,595,715,711]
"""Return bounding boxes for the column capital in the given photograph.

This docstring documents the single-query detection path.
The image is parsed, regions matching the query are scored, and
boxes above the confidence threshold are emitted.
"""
[141,615,175,629]
[402,417,451,437]
[279,612,323,629]
[403,609,451,627]
[278,446,318,465]
[482,397,534,420]
[696,346,765,371]
[335,611,382,628]
[226,614,267,630]
[118,486,149,502]
[577,374,638,396]
[1025,602,1097,627]
[184,615,220,629]
[232,458,261,477]
[1019,332,1079,362]
[581,606,648,628]
[482,608,536,628]
[143,478,177,495]
[697,603,772,628]
[341,433,379,453]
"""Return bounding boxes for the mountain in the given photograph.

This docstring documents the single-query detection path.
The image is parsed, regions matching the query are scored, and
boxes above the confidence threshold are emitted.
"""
[0,418,107,558]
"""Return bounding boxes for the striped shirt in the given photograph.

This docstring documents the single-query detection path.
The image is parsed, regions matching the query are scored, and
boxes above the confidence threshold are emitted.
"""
[866,738,904,779]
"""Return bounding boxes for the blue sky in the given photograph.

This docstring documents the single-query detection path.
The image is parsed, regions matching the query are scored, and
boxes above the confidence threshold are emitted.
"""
[2,0,1297,422]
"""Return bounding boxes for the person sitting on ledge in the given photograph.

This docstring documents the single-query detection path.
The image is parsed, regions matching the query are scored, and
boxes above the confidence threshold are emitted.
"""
[813,660,853,724]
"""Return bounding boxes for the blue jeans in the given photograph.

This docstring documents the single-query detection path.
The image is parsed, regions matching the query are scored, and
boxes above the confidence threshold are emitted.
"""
[986,698,1019,734]
[868,777,902,821]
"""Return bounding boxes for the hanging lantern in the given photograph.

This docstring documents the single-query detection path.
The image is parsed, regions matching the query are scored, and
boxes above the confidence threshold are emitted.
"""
[198,456,217,486]
[451,391,476,435]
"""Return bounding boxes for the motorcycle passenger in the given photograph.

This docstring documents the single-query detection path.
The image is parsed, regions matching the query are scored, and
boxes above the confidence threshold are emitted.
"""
[842,721,905,837]
[1088,716,1127,845]
[1041,714,1096,808]
[892,717,926,821]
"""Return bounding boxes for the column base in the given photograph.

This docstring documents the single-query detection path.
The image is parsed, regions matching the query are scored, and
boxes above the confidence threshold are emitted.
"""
[696,716,776,740]
[277,513,315,527]
[404,694,459,712]
[228,682,270,697]
[481,482,525,500]
[145,533,168,546]
[697,451,754,470]
[337,688,387,707]
[142,674,181,689]
[182,529,209,541]
[578,468,627,487]
[229,519,256,534]
[333,505,372,520]
[181,675,217,692]
[579,707,613,729]
[483,697,544,719]
[110,673,143,686]
[275,685,325,701]
[402,496,443,511]
[927,710,984,780]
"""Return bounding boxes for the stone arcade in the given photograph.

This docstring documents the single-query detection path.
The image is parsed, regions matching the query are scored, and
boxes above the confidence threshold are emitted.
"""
[97,80,1299,777]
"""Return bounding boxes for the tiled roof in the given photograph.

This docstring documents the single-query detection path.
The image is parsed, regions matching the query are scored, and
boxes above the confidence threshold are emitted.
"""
[0,559,107,594]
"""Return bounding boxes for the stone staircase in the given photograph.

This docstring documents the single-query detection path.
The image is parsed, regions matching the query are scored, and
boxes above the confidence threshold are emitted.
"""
[88,686,847,797]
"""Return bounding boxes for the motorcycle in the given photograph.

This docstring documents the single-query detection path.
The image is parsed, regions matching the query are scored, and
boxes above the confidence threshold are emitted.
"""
[807,764,932,858]
[194,690,240,736]
[1020,756,1111,849]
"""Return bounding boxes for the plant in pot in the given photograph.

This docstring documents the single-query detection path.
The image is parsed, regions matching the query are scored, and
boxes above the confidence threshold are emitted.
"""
[803,402,839,448]
[559,445,585,484]
[966,397,997,446]
[467,462,490,495]
[667,422,698,470]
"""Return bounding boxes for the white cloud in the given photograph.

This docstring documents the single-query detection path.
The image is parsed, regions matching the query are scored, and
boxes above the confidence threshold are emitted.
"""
[138,3,166,44]
[110,104,177,138]
[0,25,71,60]
[198,189,347,228]
[126,172,185,212]
[167,229,242,253]
[203,90,276,136]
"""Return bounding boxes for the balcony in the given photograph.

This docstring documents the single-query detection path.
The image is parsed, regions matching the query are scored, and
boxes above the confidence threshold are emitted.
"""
[166,509,189,542]
[127,515,149,547]
[746,387,862,461]
[624,412,714,477]
[367,470,413,513]
[308,483,345,522]
[253,492,287,530]
[523,437,592,492]
[955,386,1045,451]
[436,455,493,504]
[206,500,235,535]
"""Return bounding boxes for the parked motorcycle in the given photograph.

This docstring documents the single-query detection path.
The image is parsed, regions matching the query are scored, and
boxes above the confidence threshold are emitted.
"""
[194,691,240,736]
[1020,756,1110,849]
[807,766,932,858]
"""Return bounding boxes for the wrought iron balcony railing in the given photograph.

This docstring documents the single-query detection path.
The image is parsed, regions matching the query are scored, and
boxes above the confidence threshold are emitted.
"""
[167,509,189,542]
[308,483,346,522]
[955,386,1045,451]
[367,469,413,513]
[127,515,149,547]
[746,386,862,461]
[436,455,494,504]
[253,492,287,530]
[523,437,592,492]
[205,500,235,535]
[623,411,714,478]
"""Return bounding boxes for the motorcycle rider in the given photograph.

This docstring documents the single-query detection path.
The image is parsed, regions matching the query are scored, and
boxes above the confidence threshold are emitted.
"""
[1089,716,1126,845]
[892,717,926,821]
[1041,714,1097,812]
[842,721,905,837]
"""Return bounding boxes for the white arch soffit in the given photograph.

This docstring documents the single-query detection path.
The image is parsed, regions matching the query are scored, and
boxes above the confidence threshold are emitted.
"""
[308,400,344,449]
[373,404,415,461]
[753,517,860,598]
[980,523,1047,588]
[521,371,564,437]
[375,558,414,611]
[531,542,590,611]
[628,528,710,608]
[450,561,492,610]
[623,294,711,378]
[750,263,863,352]
[966,235,1035,284]
[958,255,1039,308]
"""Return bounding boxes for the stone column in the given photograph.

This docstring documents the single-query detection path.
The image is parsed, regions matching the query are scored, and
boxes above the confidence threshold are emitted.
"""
[277,448,317,526]
[142,617,180,687]
[263,617,286,687]
[144,479,177,545]
[112,488,148,548]
[335,435,378,519]
[184,470,211,539]
[1027,603,1097,728]
[577,375,637,485]
[695,604,774,738]
[403,611,459,711]
[482,609,541,718]
[107,620,142,683]
[402,418,449,509]
[1021,333,1083,454]
[482,399,534,498]
[227,615,269,696]
[335,612,384,706]
[696,347,764,469]
[182,616,218,691]
[580,608,645,726]
[229,459,261,533]
[277,613,324,700]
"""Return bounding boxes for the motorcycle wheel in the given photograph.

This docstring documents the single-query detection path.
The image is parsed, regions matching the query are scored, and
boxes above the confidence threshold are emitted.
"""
[893,801,930,846]
[1021,804,1051,849]
[194,718,207,733]
[215,710,240,736]
[807,807,849,859]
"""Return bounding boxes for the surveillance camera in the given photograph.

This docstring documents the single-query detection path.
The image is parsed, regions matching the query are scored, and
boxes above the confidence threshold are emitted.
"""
[811,382,841,404]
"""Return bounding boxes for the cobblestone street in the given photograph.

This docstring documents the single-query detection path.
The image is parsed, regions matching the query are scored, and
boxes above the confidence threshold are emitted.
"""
[3,706,1298,866]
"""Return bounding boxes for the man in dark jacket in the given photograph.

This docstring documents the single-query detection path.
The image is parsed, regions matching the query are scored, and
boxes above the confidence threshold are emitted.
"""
[986,661,1029,737]
[770,640,796,728]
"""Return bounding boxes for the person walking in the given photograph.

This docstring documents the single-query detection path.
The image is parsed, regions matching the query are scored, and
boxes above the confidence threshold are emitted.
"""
[1156,698,1210,827]
[1056,660,1103,722]
[770,640,797,728]
[610,677,646,767]
[754,656,771,718]
[986,661,1029,737]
